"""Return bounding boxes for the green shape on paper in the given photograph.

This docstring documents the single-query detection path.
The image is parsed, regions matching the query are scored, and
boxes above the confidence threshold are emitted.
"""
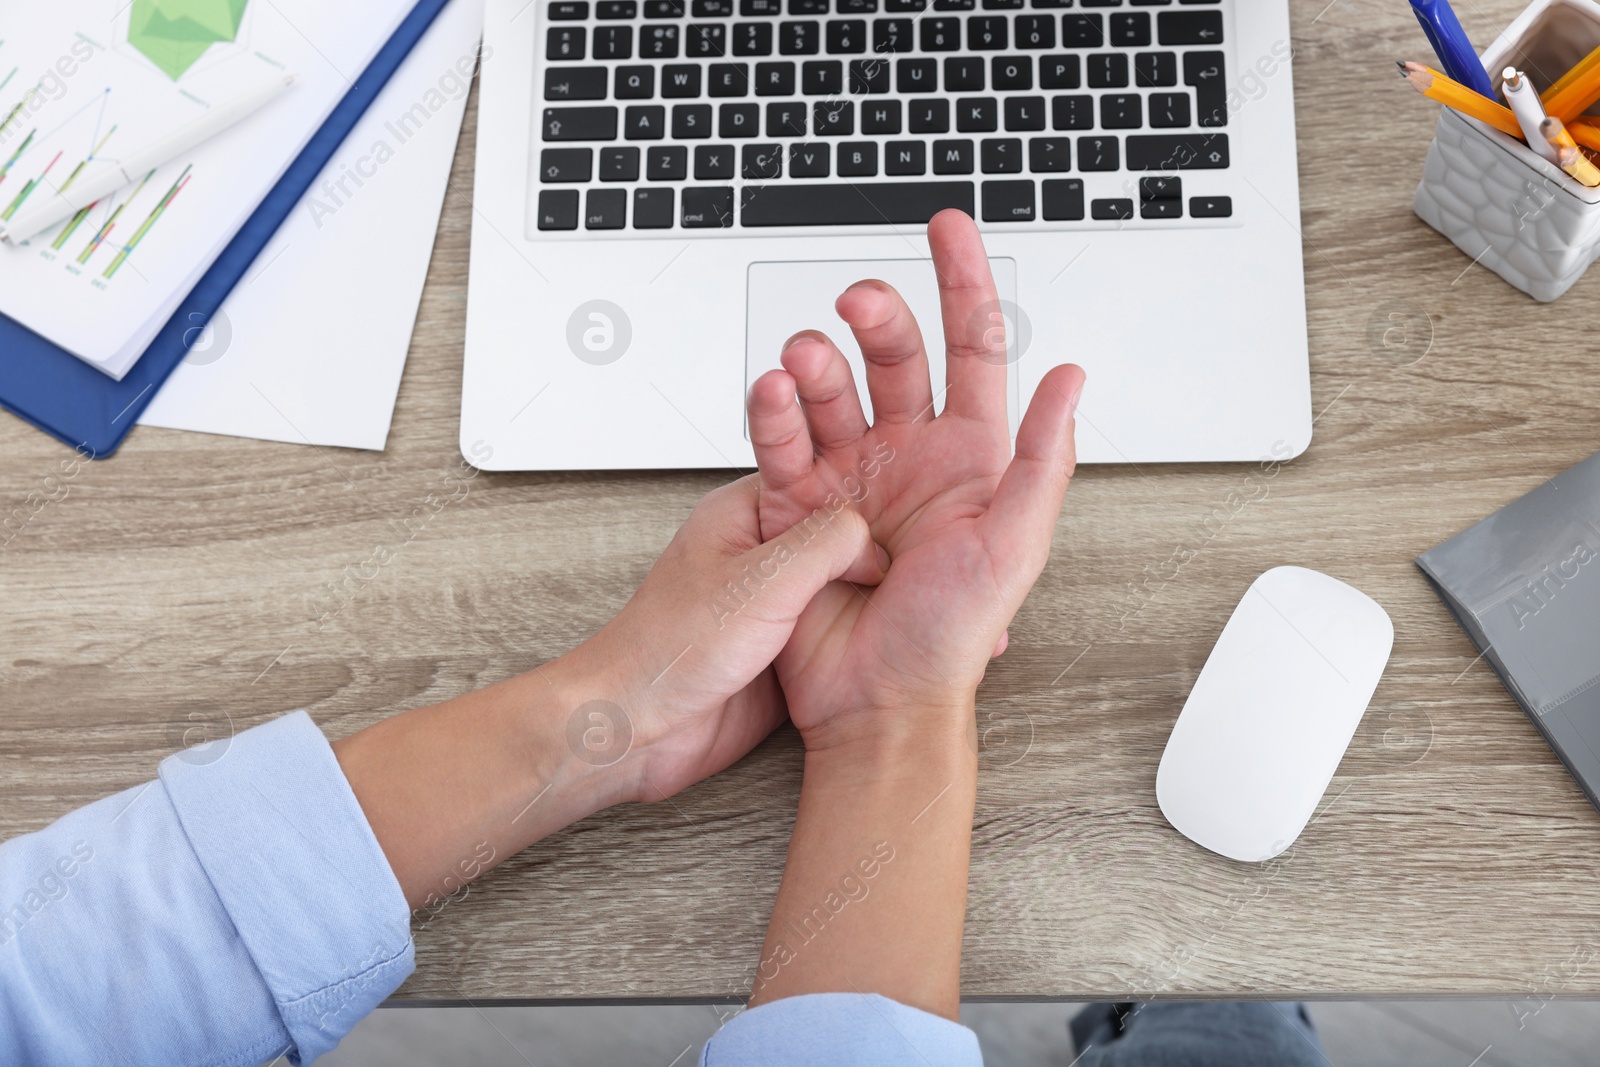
[128,0,250,80]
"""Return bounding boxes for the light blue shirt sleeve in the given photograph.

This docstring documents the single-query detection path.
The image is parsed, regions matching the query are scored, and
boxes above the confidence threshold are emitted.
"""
[0,710,414,1067]
[701,993,984,1066]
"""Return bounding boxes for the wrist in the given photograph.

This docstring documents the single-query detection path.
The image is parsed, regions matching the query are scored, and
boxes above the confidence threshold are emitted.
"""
[799,694,977,769]
[514,649,646,816]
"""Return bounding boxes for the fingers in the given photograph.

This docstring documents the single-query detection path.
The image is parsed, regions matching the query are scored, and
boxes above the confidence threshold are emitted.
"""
[781,332,870,452]
[835,279,936,425]
[747,369,815,491]
[928,209,1009,430]
[982,364,1086,584]
[725,501,884,632]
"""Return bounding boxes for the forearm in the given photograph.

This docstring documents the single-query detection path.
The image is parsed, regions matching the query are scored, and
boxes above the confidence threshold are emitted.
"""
[749,710,977,1020]
[332,646,632,911]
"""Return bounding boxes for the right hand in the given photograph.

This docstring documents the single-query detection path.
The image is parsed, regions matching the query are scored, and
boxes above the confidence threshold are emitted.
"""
[745,209,1086,748]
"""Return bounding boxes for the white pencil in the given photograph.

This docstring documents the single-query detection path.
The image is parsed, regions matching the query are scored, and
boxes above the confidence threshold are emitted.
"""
[0,73,295,245]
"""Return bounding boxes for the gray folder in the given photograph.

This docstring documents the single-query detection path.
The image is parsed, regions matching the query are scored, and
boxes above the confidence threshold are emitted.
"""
[1416,452,1600,811]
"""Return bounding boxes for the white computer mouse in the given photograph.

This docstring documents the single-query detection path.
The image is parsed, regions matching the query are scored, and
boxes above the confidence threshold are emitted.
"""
[1156,566,1394,863]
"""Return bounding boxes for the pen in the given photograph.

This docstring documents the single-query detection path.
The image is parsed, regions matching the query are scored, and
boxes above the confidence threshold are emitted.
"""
[1408,0,1494,98]
[1501,67,1561,163]
[1540,116,1600,186]
[1542,42,1600,122]
[0,73,295,245]
[1398,61,1523,139]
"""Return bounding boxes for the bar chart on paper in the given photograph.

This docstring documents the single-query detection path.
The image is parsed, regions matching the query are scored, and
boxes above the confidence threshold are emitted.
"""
[0,0,407,378]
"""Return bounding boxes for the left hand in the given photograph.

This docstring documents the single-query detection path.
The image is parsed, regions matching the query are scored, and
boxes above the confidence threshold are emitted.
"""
[561,474,886,802]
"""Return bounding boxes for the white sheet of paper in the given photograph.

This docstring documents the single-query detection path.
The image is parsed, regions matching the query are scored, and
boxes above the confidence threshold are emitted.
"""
[139,0,481,452]
[0,0,415,377]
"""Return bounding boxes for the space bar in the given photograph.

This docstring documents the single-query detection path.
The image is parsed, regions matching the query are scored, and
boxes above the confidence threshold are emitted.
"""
[740,182,976,227]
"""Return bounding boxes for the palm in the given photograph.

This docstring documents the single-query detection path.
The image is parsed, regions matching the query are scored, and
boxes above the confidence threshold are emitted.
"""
[745,210,1086,740]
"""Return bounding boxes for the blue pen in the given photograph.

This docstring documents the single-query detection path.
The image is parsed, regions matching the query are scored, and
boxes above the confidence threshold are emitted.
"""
[1410,0,1495,98]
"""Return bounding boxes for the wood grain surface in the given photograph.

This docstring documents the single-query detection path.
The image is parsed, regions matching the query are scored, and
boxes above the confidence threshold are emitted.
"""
[5,0,1600,1001]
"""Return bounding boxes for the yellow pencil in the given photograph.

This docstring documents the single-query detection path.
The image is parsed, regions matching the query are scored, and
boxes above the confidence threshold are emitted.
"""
[1398,61,1524,139]
[1569,117,1600,152]
[1543,117,1600,186]
[1542,43,1600,122]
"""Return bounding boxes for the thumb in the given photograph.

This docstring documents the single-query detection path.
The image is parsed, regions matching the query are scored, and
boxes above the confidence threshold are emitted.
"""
[716,501,879,634]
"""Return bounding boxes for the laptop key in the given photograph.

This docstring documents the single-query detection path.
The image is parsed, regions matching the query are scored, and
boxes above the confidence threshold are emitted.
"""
[1061,14,1104,48]
[1184,51,1228,127]
[743,142,785,178]
[550,1,588,17]
[898,57,938,92]
[982,179,1035,221]
[694,144,736,178]
[543,107,617,141]
[1190,195,1232,218]
[789,142,831,175]
[767,100,809,135]
[1109,11,1150,46]
[615,66,655,98]
[1159,10,1222,45]
[1040,54,1079,88]
[662,64,702,95]
[586,189,627,229]
[644,0,684,14]
[647,145,689,179]
[920,18,963,51]
[909,98,951,132]
[981,138,1022,173]
[598,1,636,16]
[1077,134,1119,170]
[672,103,712,137]
[813,100,855,134]
[755,61,797,94]
[734,23,775,54]
[694,0,733,12]
[540,147,593,182]
[545,68,607,100]
[945,56,985,90]
[719,102,761,137]
[1027,136,1070,171]
[600,146,641,180]
[851,59,892,94]
[1135,51,1177,87]
[969,16,1008,49]
[803,60,843,93]
[1051,94,1093,130]
[838,141,878,176]
[992,56,1032,90]
[740,181,976,225]
[634,188,676,229]
[1016,15,1055,48]
[683,186,736,227]
[1091,197,1133,220]
[642,25,681,57]
[861,98,901,131]
[874,19,913,51]
[594,26,633,59]
[626,104,667,138]
[932,138,974,173]
[709,62,750,95]
[1100,93,1142,129]
[547,27,586,60]
[1140,176,1181,200]
[885,140,927,174]
[1149,92,1190,128]
[1088,53,1128,88]
[1126,132,1229,169]
[827,20,867,52]
[538,189,579,230]
[688,24,726,56]
[956,97,998,132]
[1004,95,1046,130]
[1042,177,1084,219]
[780,21,821,53]
[1140,197,1182,219]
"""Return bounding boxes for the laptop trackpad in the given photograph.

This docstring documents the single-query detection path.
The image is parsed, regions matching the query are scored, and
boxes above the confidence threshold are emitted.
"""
[745,257,1019,438]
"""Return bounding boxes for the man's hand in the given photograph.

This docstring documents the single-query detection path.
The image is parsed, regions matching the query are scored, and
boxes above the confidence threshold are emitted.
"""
[746,209,1085,747]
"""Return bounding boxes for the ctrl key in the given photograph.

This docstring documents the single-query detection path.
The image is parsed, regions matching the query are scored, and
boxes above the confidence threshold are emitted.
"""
[538,189,579,231]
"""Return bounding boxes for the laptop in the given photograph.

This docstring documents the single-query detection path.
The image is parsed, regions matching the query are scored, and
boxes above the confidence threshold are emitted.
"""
[463,0,1310,470]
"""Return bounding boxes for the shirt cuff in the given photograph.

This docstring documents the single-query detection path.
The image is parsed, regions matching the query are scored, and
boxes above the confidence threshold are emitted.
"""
[159,710,414,1064]
[701,993,983,1067]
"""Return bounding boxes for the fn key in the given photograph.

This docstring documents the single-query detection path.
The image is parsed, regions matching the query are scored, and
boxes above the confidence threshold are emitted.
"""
[538,189,579,230]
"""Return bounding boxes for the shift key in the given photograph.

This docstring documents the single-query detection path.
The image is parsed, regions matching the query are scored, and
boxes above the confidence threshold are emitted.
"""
[543,106,618,141]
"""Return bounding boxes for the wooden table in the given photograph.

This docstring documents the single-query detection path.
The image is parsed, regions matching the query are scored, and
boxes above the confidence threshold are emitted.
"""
[5,0,1600,1002]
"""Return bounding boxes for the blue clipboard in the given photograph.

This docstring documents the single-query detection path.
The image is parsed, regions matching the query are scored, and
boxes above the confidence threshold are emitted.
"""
[0,0,454,458]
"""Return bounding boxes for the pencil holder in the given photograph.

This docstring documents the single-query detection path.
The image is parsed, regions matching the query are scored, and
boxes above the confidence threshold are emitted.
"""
[1412,0,1600,301]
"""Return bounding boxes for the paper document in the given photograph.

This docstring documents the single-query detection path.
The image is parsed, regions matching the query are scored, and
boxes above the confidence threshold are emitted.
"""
[0,0,414,378]
[139,0,481,451]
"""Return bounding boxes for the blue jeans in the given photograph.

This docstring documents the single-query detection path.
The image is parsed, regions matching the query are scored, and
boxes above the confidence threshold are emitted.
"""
[1070,1002,1328,1067]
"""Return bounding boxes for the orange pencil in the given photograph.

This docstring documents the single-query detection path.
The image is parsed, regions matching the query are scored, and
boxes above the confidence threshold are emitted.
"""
[1542,43,1600,122]
[1542,117,1600,186]
[1398,61,1524,139]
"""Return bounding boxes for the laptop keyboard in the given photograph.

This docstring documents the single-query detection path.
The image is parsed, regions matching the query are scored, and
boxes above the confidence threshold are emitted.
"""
[529,0,1235,235]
